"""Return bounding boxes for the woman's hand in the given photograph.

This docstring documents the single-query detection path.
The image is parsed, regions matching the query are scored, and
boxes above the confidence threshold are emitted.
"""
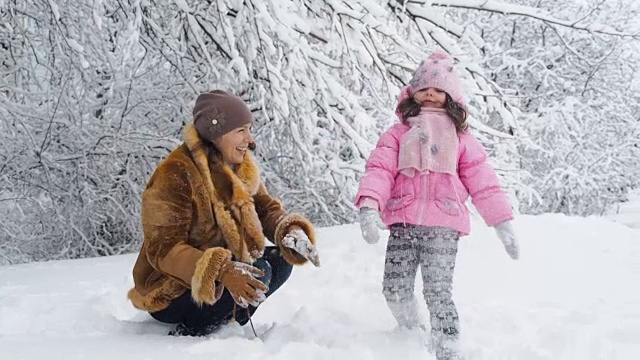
[217,260,269,307]
[281,226,320,267]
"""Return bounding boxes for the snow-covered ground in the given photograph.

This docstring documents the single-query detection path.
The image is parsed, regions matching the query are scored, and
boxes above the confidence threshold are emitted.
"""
[607,190,640,229]
[1,214,639,360]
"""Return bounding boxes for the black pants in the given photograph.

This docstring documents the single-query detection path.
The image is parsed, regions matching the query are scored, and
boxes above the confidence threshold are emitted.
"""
[150,247,292,336]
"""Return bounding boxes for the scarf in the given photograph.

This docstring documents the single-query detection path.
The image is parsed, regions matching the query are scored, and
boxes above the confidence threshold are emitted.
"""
[398,108,459,177]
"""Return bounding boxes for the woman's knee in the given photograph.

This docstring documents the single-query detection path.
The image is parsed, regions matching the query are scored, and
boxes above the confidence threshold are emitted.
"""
[279,260,293,282]
[252,258,273,287]
[264,255,293,295]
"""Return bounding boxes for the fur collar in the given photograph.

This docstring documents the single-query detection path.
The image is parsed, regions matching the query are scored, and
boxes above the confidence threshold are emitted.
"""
[183,123,264,263]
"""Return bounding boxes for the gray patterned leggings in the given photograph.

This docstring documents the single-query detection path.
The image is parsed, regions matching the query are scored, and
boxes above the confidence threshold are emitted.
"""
[382,224,460,341]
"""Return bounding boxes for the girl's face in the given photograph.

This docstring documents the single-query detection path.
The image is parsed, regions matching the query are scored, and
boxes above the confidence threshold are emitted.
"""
[215,124,254,165]
[413,87,446,108]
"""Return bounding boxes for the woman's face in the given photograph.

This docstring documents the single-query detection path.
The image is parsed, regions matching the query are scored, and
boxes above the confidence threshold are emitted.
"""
[215,123,254,165]
[413,87,446,108]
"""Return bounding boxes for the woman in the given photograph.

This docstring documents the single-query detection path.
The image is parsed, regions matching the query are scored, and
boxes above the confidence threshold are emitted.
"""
[127,90,320,336]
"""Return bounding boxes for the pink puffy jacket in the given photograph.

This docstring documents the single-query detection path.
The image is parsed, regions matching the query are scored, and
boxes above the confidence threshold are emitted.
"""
[354,123,513,236]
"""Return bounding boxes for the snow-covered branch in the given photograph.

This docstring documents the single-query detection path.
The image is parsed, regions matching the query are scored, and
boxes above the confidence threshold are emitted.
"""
[426,0,640,38]
[1,0,638,264]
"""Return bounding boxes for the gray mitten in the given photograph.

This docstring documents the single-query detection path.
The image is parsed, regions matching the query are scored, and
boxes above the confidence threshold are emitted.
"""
[358,207,386,244]
[494,220,520,260]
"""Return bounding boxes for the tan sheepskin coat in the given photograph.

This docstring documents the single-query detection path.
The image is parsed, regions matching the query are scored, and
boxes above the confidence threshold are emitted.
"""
[127,124,316,312]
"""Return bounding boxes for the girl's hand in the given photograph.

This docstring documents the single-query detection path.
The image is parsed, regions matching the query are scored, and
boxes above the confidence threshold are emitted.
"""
[358,208,386,244]
[494,220,520,260]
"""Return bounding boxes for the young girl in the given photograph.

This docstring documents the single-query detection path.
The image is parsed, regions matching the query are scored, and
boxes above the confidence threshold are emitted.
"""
[354,51,519,360]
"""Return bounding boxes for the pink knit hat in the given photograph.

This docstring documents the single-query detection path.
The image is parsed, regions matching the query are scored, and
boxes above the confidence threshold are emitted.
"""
[408,51,465,106]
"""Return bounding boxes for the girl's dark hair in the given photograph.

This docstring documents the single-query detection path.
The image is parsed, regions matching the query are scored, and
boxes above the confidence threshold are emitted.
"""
[395,93,468,132]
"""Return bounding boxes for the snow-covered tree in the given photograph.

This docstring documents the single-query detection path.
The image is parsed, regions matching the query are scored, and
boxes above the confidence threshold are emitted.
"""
[1,0,638,264]
[440,0,640,214]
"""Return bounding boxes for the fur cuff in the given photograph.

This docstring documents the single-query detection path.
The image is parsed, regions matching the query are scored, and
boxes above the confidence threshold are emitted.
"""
[191,247,232,306]
[274,213,316,265]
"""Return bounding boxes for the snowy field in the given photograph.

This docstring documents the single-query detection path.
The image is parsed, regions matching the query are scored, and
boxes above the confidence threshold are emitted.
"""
[1,214,639,360]
[607,190,640,229]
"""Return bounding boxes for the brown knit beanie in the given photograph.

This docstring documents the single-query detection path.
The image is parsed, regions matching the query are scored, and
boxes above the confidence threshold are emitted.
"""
[193,90,254,142]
